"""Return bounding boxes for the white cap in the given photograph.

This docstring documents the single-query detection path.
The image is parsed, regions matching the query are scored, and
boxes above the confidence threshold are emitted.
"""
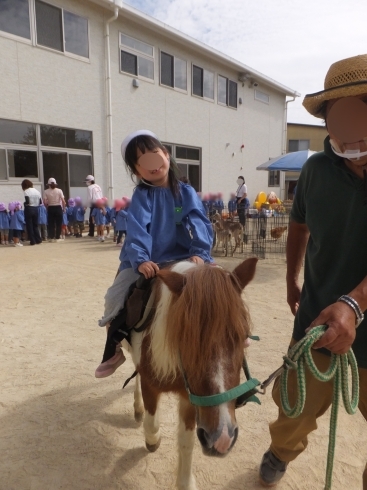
[84,175,94,182]
[48,178,57,185]
[121,130,158,162]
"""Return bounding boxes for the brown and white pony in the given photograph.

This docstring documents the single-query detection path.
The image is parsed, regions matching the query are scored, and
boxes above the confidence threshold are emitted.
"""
[128,258,257,490]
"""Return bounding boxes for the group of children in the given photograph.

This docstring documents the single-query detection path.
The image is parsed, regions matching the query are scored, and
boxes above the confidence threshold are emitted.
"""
[200,192,250,218]
[0,195,131,247]
[91,196,130,245]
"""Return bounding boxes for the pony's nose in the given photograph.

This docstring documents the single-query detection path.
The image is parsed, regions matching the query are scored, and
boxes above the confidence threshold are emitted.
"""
[197,425,238,455]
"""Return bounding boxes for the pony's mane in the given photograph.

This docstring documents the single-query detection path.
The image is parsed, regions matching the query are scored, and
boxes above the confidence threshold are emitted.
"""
[149,262,251,383]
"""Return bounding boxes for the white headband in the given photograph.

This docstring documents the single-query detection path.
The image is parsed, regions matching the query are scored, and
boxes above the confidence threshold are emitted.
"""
[121,130,159,162]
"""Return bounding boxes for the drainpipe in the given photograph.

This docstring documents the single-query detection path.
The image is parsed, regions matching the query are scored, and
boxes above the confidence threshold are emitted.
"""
[280,94,297,200]
[105,6,119,200]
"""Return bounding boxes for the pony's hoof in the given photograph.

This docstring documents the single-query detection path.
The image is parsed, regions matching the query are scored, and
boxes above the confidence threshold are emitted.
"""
[146,438,161,452]
[134,411,144,423]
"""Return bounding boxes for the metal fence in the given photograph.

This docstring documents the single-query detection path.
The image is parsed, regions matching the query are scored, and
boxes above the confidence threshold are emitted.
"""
[210,207,291,261]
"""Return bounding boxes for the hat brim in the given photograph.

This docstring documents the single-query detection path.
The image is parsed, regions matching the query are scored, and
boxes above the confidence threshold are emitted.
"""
[303,80,367,117]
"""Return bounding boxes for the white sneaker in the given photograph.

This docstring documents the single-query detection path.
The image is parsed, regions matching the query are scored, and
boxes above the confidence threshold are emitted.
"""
[55,239,63,243]
[14,242,23,247]
[101,237,105,242]
[5,241,8,245]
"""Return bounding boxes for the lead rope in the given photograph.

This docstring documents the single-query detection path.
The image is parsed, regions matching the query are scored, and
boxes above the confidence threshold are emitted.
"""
[280,325,359,490]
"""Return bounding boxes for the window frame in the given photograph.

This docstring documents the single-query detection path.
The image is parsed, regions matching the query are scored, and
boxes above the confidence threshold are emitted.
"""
[254,89,270,105]
[159,50,188,93]
[217,75,238,109]
[0,0,33,44]
[191,64,215,102]
[34,0,90,61]
[268,170,280,187]
[0,0,91,62]
[163,141,201,191]
[0,117,93,184]
[288,139,310,152]
[119,32,155,82]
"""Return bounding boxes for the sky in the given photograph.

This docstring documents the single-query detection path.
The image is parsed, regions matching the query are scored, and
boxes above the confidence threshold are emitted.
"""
[125,0,367,126]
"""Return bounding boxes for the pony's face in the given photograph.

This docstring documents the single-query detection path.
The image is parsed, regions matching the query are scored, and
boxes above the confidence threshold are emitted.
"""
[158,258,257,457]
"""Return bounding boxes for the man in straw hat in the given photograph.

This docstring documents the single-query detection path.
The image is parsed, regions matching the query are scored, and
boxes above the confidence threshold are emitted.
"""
[259,54,367,488]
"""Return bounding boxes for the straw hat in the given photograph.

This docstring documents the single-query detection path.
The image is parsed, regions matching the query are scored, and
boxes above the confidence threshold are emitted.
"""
[303,54,367,118]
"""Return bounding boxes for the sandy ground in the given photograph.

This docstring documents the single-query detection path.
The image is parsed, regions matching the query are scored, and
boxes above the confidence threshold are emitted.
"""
[1,237,366,490]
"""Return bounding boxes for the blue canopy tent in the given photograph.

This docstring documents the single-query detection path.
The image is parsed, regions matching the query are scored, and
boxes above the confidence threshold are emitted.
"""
[256,150,317,171]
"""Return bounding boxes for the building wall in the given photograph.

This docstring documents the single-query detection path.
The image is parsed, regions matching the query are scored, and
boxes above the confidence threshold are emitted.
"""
[287,123,328,152]
[0,0,287,206]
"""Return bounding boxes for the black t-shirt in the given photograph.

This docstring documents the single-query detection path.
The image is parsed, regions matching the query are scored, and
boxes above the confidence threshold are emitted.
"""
[291,137,367,368]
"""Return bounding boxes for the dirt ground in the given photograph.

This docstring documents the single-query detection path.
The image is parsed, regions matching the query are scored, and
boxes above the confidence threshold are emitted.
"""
[1,237,366,490]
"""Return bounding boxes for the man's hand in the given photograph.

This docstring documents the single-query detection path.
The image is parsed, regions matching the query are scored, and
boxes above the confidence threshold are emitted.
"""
[138,261,159,279]
[306,302,357,354]
[190,256,204,265]
[287,279,302,316]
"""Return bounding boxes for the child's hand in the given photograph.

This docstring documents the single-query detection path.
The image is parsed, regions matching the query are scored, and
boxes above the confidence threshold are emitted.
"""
[138,261,159,279]
[190,256,204,265]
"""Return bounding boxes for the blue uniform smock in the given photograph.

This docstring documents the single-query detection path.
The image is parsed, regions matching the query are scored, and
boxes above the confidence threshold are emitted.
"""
[91,208,106,226]
[115,209,128,232]
[10,210,25,230]
[119,182,213,272]
[0,211,10,229]
[74,206,85,222]
[37,205,48,225]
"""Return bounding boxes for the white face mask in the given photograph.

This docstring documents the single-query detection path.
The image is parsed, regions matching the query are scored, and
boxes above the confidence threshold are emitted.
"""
[237,179,244,186]
[330,140,367,162]
[86,181,92,186]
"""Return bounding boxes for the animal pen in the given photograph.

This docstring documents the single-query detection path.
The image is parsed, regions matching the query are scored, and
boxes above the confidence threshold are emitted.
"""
[211,207,291,261]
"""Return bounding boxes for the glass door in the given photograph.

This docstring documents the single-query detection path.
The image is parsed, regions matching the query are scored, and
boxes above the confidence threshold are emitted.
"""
[42,151,69,200]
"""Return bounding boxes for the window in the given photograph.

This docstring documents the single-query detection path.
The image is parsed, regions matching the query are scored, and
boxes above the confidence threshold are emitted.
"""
[0,119,36,145]
[288,139,310,152]
[268,170,280,187]
[164,142,201,191]
[40,125,92,151]
[160,52,187,91]
[35,0,89,58]
[0,0,30,39]
[69,154,92,186]
[192,65,214,100]
[218,75,237,108]
[0,149,6,180]
[255,90,270,104]
[8,150,38,178]
[120,33,154,80]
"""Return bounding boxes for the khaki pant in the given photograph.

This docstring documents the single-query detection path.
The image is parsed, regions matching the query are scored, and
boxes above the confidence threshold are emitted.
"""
[269,339,367,488]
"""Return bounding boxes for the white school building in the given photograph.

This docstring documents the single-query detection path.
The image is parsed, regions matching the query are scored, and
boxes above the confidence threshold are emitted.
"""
[0,0,299,205]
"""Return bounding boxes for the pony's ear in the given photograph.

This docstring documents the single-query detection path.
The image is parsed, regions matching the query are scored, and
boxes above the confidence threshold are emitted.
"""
[158,270,186,296]
[232,257,258,290]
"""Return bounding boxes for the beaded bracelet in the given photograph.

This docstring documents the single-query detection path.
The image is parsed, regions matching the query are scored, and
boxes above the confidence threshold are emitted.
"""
[337,295,364,328]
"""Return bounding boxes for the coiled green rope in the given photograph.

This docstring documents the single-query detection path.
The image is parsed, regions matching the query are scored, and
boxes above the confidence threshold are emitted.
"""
[280,325,359,490]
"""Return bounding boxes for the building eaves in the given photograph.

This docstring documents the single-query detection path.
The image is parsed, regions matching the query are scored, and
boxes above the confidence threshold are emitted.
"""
[89,0,300,97]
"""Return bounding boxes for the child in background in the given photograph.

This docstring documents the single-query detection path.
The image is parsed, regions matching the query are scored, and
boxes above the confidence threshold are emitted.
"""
[73,197,85,238]
[91,198,106,242]
[110,201,118,242]
[114,198,128,247]
[66,198,75,236]
[9,201,25,247]
[228,193,237,219]
[0,202,10,245]
[37,202,48,241]
[102,197,111,238]
[61,206,68,239]
[213,192,224,215]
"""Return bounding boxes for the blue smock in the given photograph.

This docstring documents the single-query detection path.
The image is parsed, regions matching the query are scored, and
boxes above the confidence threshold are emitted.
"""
[74,206,85,222]
[62,209,68,226]
[228,199,237,213]
[91,208,106,226]
[115,209,128,232]
[37,205,48,225]
[110,208,116,226]
[104,206,111,224]
[10,210,25,230]
[119,182,213,272]
[213,200,224,212]
[0,211,10,229]
[66,206,75,223]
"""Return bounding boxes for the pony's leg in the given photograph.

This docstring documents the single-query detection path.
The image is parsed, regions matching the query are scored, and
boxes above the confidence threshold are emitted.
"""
[134,373,144,423]
[177,397,197,490]
[141,379,161,452]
